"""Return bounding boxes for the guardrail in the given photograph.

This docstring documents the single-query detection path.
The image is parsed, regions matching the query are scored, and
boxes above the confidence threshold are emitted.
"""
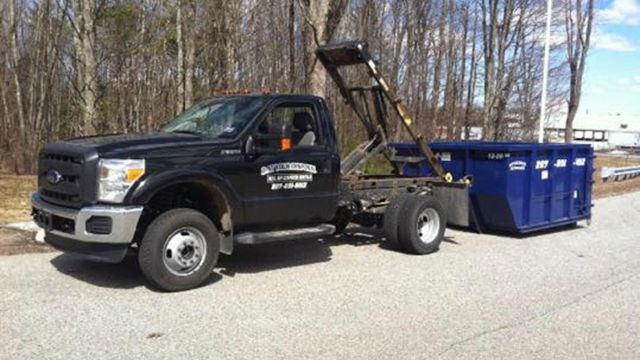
[601,165,640,182]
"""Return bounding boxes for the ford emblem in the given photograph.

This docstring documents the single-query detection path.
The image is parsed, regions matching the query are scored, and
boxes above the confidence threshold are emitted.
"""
[45,169,64,185]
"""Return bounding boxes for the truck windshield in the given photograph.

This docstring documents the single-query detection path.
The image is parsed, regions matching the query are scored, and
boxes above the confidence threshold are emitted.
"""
[161,97,265,138]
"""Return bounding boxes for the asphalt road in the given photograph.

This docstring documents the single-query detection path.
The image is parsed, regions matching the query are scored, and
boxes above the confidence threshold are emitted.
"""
[2,192,640,360]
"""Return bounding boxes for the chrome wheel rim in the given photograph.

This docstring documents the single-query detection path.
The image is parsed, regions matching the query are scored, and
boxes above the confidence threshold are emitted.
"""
[416,208,440,244]
[162,227,207,277]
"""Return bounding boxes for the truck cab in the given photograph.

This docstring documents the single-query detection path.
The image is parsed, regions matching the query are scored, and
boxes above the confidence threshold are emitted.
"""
[32,94,346,286]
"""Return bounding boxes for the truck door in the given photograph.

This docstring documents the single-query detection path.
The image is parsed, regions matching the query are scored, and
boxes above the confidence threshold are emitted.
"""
[235,99,339,229]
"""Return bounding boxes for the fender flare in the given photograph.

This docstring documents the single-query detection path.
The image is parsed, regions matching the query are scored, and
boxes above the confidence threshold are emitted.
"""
[126,169,239,255]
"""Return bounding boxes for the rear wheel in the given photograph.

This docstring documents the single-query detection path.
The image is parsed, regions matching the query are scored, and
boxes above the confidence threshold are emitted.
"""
[397,196,446,255]
[331,206,352,234]
[383,193,414,248]
[138,208,220,291]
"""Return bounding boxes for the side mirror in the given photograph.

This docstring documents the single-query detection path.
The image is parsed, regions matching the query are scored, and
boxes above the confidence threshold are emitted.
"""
[243,135,257,157]
[243,124,293,157]
[243,134,280,157]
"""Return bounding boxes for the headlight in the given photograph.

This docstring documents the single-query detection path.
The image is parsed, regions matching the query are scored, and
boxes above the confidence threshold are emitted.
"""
[97,159,145,203]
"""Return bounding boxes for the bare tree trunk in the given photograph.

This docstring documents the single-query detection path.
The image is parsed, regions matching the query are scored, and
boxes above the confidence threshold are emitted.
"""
[443,0,458,139]
[71,0,98,135]
[176,2,184,113]
[9,0,26,145]
[184,1,195,109]
[430,0,447,139]
[302,0,328,96]
[464,6,479,140]
[299,0,348,97]
[288,0,296,91]
[456,2,470,140]
[564,0,594,143]
[480,0,525,140]
[0,67,10,147]
[481,0,497,139]
[391,0,407,140]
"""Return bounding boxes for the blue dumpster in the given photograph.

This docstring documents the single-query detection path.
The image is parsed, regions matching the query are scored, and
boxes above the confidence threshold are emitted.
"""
[390,141,594,234]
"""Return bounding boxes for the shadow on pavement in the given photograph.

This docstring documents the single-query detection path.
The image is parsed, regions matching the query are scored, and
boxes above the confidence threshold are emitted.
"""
[217,237,334,277]
[50,253,148,289]
[49,226,458,289]
[449,222,586,240]
[50,253,225,290]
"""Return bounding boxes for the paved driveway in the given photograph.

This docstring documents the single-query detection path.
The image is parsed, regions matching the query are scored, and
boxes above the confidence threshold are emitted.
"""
[2,193,639,359]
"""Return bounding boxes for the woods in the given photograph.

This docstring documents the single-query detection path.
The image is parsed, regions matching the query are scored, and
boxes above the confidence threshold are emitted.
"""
[0,0,593,174]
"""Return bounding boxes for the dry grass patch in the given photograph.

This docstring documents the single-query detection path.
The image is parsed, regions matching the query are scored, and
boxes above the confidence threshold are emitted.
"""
[0,175,37,223]
[595,154,640,168]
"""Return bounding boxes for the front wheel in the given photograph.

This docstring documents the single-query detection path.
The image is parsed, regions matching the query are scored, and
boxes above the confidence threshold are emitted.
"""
[138,208,220,291]
[397,196,447,255]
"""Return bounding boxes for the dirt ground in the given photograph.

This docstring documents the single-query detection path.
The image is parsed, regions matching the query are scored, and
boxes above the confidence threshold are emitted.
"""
[0,228,51,256]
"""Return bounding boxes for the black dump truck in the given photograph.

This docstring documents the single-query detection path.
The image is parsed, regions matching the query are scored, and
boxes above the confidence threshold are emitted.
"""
[32,41,470,291]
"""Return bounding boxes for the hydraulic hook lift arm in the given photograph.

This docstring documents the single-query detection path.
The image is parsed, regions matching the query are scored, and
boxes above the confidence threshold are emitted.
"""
[315,40,446,180]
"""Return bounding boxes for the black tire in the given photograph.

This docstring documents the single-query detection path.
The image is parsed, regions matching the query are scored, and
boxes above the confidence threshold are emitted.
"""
[397,196,447,255]
[331,206,352,234]
[383,194,414,248]
[138,208,220,291]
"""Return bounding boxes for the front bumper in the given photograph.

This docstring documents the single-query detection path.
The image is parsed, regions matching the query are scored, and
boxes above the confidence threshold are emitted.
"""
[31,193,143,262]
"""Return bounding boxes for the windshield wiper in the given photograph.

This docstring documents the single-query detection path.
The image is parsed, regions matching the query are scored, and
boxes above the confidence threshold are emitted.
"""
[170,130,204,136]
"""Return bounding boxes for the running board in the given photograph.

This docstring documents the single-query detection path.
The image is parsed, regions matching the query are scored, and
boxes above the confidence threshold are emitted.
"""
[234,224,336,245]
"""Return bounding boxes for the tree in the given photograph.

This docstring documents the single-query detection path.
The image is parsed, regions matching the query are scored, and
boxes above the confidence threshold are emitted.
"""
[69,0,99,135]
[175,0,196,114]
[8,0,26,145]
[299,0,348,97]
[481,0,529,140]
[563,0,594,143]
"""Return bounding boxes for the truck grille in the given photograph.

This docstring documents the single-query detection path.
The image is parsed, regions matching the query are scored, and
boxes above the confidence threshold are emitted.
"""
[39,151,86,208]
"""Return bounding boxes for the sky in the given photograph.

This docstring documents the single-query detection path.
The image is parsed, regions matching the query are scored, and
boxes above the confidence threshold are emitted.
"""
[580,0,640,117]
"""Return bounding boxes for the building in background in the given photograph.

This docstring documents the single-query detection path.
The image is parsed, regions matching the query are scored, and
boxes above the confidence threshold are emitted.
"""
[546,112,640,151]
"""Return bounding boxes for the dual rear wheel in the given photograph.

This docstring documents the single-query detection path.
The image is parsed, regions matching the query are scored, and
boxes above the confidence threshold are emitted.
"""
[384,194,447,254]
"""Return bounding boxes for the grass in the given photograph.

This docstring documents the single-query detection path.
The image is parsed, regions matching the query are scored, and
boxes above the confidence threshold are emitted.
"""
[0,154,638,224]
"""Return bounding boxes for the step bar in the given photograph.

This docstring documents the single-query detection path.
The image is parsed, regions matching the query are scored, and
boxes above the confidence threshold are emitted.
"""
[234,224,336,245]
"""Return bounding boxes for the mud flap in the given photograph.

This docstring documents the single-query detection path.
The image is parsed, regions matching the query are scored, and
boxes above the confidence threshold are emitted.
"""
[431,185,469,227]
